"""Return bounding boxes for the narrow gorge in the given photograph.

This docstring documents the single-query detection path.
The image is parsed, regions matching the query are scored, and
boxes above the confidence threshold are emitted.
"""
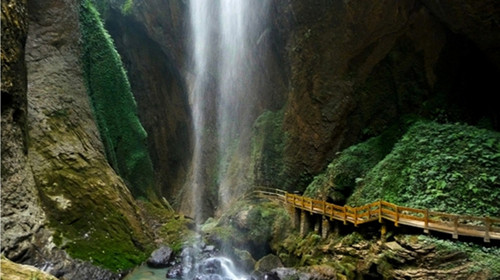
[1,0,500,279]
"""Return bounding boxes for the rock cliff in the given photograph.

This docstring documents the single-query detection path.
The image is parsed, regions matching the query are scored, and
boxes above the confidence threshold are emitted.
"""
[2,0,154,277]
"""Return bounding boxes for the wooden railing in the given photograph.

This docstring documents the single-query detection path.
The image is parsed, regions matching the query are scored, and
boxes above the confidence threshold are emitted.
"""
[253,189,500,242]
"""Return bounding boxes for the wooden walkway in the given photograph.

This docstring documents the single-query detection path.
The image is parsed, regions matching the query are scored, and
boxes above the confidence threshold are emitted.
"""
[252,188,500,242]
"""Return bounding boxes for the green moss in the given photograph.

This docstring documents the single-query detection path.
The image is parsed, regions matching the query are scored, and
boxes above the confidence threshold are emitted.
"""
[349,121,500,217]
[79,0,156,199]
[40,171,152,272]
[158,215,197,253]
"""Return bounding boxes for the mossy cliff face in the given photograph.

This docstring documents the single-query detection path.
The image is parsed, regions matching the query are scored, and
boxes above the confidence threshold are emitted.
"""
[80,0,156,200]
[1,0,154,275]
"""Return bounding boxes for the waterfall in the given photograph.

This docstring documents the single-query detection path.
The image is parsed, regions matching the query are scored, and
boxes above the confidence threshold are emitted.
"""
[187,0,269,220]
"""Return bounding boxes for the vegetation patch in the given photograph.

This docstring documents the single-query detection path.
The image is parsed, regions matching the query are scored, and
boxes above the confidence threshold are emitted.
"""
[348,121,500,217]
[80,0,156,198]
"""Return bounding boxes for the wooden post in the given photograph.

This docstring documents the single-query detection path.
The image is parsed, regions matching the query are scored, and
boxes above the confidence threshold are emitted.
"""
[453,215,458,239]
[343,206,347,225]
[484,217,491,243]
[354,208,358,227]
[424,208,429,234]
[322,216,330,239]
[378,201,382,223]
[381,222,387,242]
[300,210,310,238]
[394,205,399,227]
[292,206,300,229]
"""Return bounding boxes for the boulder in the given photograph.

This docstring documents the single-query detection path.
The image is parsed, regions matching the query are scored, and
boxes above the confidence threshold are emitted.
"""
[146,245,173,268]
[255,254,283,273]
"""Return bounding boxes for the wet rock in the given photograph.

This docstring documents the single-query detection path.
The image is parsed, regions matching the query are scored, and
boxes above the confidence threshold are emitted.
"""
[199,258,223,275]
[255,254,283,273]
[147,245,173,268]
[204,245,216,253]
[167,264,183,279]
[234,249,256,272]
[271,267,313,280]
[261,271,280,280]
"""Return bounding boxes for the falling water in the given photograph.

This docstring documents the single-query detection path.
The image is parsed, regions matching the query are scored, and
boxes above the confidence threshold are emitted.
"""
[185,0,269,279]
[187,0,269,219]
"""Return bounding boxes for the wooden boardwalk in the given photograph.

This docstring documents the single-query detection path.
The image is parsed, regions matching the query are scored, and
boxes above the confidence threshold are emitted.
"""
[252,188,500,242]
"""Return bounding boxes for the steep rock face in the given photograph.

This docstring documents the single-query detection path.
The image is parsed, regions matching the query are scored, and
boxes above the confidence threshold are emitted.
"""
[420,0,500,68]
[0,0,152,276]
[104,8,192,204]
[267,0,500,191]
[26,0,152,272]
[1,0,45,263]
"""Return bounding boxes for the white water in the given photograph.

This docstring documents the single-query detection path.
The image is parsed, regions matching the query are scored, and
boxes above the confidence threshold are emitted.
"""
[187,0,269,219]
[185,1,269,279]
[210,257,248,280]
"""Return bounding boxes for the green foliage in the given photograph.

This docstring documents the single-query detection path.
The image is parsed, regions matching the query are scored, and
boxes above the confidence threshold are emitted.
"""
[304,124,403,203]
[121,0,134,14]
[349,121,500,217]
[80,0,155,198]
[90,0,133,17]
